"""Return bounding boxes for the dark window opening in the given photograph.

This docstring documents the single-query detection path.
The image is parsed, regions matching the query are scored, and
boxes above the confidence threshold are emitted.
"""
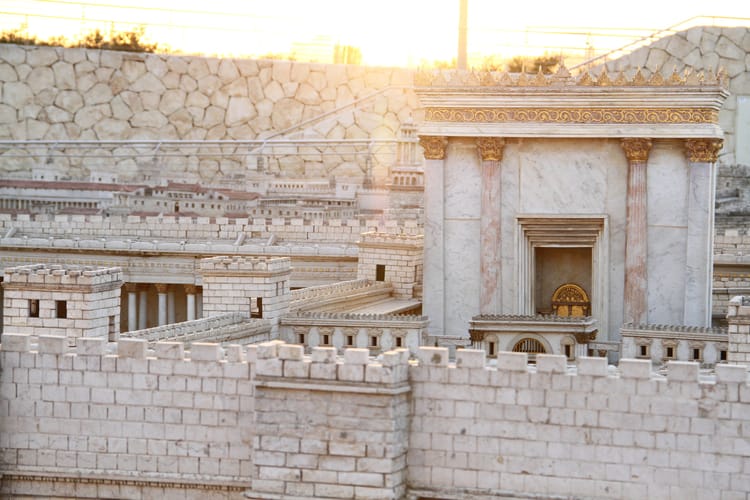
[375,264,386,282]
[297,333,306,345]
[488,341,496,357]
[720,350,727,361]
[29,299,39,318]
[322,334,330,346]
[346,335,354,347]
[564,344,572,359]
[395,337,403,348]
[108,315,116,342]
[55,300,67,319]
[370,336,378,348]
[639,345,648,357]
[666,346,674,358]
[692,348,701,360]
[250,297,263,318]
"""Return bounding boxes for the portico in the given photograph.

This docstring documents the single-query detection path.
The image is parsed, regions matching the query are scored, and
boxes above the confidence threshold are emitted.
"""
[416,67,727,355]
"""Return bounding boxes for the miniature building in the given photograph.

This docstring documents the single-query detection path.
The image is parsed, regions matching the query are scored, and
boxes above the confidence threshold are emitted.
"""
[357,231,424,299]
[200,256,292,335]
[416,68,728,356]
[2,264,122,341]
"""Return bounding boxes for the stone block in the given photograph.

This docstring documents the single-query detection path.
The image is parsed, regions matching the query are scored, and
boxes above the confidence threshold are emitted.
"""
[311,346,337,363]
[1,333,31,352]
[536,354,567,373]
[118,338,147,359]
[455,349,486,368]
[283,359,310,378]
[225,344,244,363]
[619,359,652,379]
[577,357,608,376]
[338,363,364,382]
[344,348,370,365]
[310,362,337,380]
[190,343,221,361]
[666,361,699,382]
[418,346,449,366]
[256,358,283,377]
[246,345,258,363]
[257,341,282,359]
[496,351,528,371]
[715,364,748,383]
[77,337,105,356]
[37,335,66,354]
[278,344,304,361]
[154,342,184,360]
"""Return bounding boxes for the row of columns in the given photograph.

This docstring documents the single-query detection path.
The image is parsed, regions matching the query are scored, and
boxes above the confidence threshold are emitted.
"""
[419,134,723,327]
[124,283,202,332]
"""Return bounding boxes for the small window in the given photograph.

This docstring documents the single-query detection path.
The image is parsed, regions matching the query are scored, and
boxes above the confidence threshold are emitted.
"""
[322,334,330,346]
[29,299,40,318]
[720,350,727,362]
[692,348,701,361]
[395,336,403,348]
[375,264,385,282]
[564,344,572,359]
[108,315,116,342]
[638,344,649,358]
[55,300,67,319]
[250,297,263,319]
[297,333,306,345]
[488,341,496,357]
[370,336,379,348]
[666,346,674,359]
[345,335,354,347]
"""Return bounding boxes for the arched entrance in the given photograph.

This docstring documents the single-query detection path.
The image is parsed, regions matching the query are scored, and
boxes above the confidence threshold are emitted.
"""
[512,337,547,354]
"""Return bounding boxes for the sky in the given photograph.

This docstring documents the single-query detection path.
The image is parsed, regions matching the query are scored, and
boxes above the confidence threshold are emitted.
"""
[2,0,750,66]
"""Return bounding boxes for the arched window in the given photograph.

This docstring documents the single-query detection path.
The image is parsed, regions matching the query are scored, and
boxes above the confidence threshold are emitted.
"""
[512,337,547,354]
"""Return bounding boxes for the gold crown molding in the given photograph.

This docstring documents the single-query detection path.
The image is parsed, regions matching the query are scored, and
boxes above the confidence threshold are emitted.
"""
[414,66,728,88]
[685,138,723,163]
[425,107,717,125]
[620,138,653,163]
[418,135,448,160]
[476,137,506,161]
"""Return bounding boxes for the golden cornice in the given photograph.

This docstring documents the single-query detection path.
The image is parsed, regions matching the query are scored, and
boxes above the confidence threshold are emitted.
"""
[476,137,505,162]
[424,107,718,125]
[620,138,653,163]
[418,135,448,160]
[414,66,728,88]
[685,138,723,163]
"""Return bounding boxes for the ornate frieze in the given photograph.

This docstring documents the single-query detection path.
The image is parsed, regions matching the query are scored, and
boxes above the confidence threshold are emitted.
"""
[620,138,653,163]
[685,138,723,163]
[476,137,505,161]
[424,108,717,125]
[418,135,448,160]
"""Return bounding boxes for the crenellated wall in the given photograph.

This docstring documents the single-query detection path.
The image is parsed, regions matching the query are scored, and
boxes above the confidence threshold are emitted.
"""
[2,334,750,499]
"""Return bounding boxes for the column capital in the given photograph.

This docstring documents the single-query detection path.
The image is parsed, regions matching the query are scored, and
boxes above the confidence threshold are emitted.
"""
[620,138,653,163]
[419,135,448,160]
[124,283,138,293]
[476,137,506,162]
[685,138,723,163]
[155,283,169,294]
[184,284,197,295]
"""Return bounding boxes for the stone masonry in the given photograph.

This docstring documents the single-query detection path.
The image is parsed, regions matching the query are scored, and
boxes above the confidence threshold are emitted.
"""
[200,256,291,335]
[2,334,749,499]
[728,295,750,364]
[357,232,423,299]
[2,264,122,340]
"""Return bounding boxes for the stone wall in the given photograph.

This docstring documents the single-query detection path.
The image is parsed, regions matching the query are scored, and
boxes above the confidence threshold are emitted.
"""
[620,323,728,366]
[357,232,423,299]
[727,295,750,364]
[0,44,417,181]
[2,335,750,499]
[603,26,750,165]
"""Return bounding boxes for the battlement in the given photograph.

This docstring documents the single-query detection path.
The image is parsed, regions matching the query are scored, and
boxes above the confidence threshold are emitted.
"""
[2,264,122,287]
[286,311,428,323]
[358,231,424,247]
[199,255,291,275]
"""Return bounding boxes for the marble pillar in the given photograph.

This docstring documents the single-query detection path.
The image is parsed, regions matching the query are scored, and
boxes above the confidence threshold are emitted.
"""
[621,138,652,325]
[419,135,448,336]
[138,287,148,330]
[156,283,168,326]
[126,284,137,332]
[185,284,197,321]
[476,137,505,314]
[683,138,723,326]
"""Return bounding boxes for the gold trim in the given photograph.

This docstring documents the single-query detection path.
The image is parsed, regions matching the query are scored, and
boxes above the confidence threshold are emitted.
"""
[476,137,505,162]
[424,107,717,124]
[620,138,653,163]
[685,138,723,163]
[418,135,448,160]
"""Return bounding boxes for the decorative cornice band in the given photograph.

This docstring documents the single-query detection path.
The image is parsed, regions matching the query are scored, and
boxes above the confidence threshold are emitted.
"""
[424,107,718,125]
[476,137,506,162]
[685,138,723,163]
[418,135,448,160]
[620,138,653,163]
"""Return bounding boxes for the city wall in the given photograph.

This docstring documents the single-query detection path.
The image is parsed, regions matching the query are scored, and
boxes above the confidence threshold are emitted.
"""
[2,333,749,499]
[0,43,417,181]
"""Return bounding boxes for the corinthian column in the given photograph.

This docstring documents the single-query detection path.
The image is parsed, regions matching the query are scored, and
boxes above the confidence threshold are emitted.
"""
[621,138,652,325]
[476,137,505,314]
[419,135,448,336]
[684,138,723,326]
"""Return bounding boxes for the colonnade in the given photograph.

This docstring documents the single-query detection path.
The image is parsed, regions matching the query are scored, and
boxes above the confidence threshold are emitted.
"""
[123,283,203,332]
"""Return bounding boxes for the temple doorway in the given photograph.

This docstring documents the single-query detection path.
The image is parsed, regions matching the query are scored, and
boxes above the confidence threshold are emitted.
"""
[534,247,592,316]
